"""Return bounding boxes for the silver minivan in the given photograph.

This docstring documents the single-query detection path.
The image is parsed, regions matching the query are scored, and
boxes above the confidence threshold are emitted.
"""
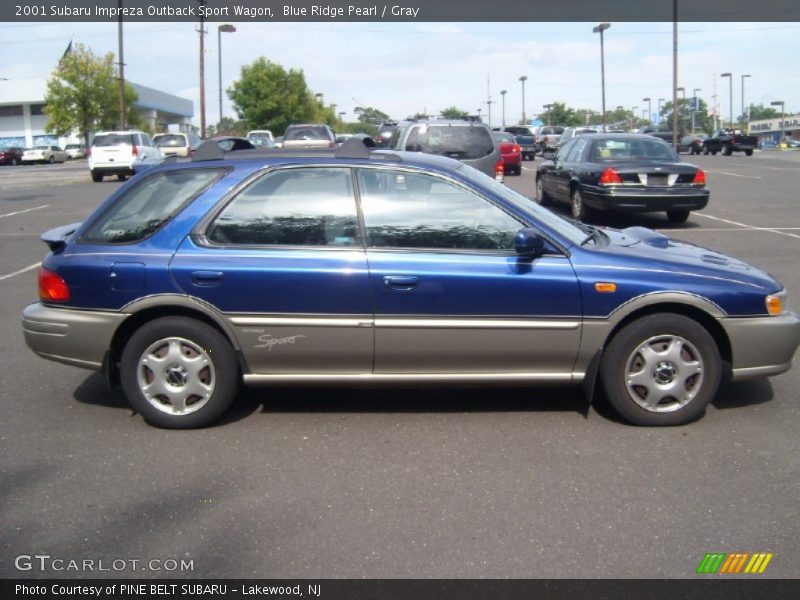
[390,120,501,177]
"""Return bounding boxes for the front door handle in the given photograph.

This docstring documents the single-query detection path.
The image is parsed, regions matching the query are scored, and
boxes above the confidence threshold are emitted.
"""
[382,275,419,290]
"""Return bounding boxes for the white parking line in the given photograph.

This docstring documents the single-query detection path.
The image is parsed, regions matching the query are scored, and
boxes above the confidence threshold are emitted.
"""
[0,262,40,281]
[0,204,50,219]
[694,213,800,240]
[703,171,762,179]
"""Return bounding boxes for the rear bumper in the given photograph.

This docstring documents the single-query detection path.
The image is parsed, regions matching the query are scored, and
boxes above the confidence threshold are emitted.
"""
[720,313,800,381]
[21,303,127,370]
[90,165,136,176]
[581,185,710,212]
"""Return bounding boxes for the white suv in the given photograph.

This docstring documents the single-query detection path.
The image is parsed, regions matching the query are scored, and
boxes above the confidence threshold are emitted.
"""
[89,131,164,182]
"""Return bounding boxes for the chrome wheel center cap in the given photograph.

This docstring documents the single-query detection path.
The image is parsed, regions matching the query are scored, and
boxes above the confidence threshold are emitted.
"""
[165,365,188,387]
[654,362,676,385]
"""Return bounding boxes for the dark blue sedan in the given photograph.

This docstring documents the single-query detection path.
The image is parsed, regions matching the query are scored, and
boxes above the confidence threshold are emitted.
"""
[21,141,800,428]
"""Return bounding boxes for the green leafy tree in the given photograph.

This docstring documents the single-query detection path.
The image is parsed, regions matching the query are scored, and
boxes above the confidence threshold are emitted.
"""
[206,116,247,137]
[227,58,320,135]
[439,106,469,120]
[541,102,581,127]
[660,99,713,135]
[44,43,139,148]
[740,103,780,123]
[354,106,391,127]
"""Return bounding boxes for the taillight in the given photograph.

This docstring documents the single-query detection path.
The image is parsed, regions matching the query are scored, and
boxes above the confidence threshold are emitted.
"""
[598,167,623,185]
[512,145,520,154]
[692,168,706,185]
[188,146,195,156]
[495,160,505,182]
[543,136,549,144]
[131,144,138,156]
[39,268,70,302]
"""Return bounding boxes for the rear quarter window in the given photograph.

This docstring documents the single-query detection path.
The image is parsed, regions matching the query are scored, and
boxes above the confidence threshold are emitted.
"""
[81,168,228,244]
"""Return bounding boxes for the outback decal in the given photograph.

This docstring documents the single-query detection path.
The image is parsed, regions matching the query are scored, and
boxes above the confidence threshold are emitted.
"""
[255,334,306,351]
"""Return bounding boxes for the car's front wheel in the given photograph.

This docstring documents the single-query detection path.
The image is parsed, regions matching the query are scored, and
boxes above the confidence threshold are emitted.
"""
[120,317,240,428]
[600,313,721,426]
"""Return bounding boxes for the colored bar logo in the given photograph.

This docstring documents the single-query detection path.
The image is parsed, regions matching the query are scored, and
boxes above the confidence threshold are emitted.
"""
[696,552,773,574]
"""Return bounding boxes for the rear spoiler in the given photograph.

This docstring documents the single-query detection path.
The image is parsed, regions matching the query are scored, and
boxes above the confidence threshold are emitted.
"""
[41,222,81,252]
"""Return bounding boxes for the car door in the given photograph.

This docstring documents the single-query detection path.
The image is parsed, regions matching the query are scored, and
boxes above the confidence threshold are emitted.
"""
[553,138,589,200]
[356,166,581,376]
[545,139,576,202]
[170,166,374,375]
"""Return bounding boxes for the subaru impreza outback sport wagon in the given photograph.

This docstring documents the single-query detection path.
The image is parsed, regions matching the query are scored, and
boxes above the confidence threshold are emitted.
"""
[21,140,800,428]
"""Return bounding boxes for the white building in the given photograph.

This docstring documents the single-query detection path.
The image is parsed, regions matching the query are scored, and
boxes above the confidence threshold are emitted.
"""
[0,77,193,148]
[748,113,800,146]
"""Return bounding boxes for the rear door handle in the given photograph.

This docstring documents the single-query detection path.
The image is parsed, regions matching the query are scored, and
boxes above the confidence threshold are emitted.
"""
[191,270,223,285]
[382,275,419,290]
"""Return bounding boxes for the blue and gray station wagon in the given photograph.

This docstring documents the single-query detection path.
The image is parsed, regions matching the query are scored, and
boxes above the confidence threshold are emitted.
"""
[21,140,800,428]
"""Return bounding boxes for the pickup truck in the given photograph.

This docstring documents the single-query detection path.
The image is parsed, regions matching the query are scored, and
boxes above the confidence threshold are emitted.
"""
[701,129,758,156]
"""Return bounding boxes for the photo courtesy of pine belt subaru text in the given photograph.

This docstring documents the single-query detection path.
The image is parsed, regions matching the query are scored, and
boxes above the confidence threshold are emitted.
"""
[21,139,800,428]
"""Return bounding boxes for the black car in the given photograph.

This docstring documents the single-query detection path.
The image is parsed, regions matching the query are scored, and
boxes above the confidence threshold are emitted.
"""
[514,134,536,160]
[535,134,709,223]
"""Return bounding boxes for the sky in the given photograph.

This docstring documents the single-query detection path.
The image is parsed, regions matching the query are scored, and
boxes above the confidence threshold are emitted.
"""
[0,20,798,129]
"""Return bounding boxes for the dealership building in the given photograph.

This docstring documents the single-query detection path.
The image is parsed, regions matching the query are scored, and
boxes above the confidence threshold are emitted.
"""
[0,77,193,148]
[748,113,800,146]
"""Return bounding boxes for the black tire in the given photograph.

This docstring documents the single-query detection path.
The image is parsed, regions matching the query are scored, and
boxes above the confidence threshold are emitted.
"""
[513,165,522,176]
[91,171,103,182]
[535,176,552,206]
[702,146,710,155]
[117,174,128,181]
[711,150,718,156]
[10,157,18,166]
[667,210,690,223]
[600,313,721,426]
[570,186,589,221]
[48,155,55,164]
[745,149,753,156]
[722,144,732,156]
[120,316,240,428]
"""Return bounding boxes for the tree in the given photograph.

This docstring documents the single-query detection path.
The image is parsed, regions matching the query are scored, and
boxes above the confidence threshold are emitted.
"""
[44,43,140,148]
[659,98,713,135]
[354,106,390,127]
[227,58,320,135]
[206,116,247,137]
[541,102,581,127]
[739,103,780,123]
[439,106,469,120]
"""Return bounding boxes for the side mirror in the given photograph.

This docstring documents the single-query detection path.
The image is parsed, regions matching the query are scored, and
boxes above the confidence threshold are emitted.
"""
[515,227,545,257]
[542,150,555,160]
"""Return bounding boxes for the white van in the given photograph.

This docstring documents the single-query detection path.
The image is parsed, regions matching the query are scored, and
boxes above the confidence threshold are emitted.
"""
[89,131,164,182]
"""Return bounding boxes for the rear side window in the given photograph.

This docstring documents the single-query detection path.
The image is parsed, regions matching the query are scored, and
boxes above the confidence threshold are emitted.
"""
[92,134,135,147]
[206,168,359,247]
[284,126,332,141]
[404,125,494,159]
[81,168,227,244]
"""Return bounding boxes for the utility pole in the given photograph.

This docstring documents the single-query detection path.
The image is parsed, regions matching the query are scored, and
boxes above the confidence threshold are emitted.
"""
[117,1,125,130]
[672,0,678,148]
[197,0,207,138]
[500,90,507,128]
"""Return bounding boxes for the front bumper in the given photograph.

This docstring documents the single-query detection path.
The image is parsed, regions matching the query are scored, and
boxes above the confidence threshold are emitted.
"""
[720,313,800,380]
[22,303,127,370]
[582,185,710,212]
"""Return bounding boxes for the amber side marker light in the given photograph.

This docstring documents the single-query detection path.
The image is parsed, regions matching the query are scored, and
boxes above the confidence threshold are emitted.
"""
[766,294,784,315]
[595,282,617,293]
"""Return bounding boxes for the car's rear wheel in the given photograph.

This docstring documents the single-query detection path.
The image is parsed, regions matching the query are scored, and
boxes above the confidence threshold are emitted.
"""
[600,313,721,426]
[667,210,690,223]
[711,150,718,155]
[10,158,18,166]
[570,187,588,221]
[48,156,55,164]
[534,176,551,206]
[722,144,732,156]
[117,174,128,181]
[91,171,103,182]
[120,317,240,429]
[745,149,753,156]
[702,146,710,155]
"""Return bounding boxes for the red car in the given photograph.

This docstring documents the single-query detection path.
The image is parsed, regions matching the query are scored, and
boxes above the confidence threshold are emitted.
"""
[493,132,522,175]
[0,146,24,166]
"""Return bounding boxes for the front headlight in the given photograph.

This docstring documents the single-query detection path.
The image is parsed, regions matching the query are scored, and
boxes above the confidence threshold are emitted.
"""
[766,290,789,316]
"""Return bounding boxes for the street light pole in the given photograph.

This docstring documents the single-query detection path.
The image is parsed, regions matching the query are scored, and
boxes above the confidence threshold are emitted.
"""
[117,0,126,131]
[543,103,554,127]
[500,90,507,128]
[518,76,528,125]
[741,74,751,131]
[657,98,665,127]
[593,23,610,132]
[676,87,685,133]
[197,0,207,138]
[720,72,732,128]
[642,97,651,126]
[217,24,236,126]
[631,106,638,132]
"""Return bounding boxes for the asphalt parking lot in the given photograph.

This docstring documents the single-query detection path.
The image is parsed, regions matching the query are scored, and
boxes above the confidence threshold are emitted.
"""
[1,151,799,579]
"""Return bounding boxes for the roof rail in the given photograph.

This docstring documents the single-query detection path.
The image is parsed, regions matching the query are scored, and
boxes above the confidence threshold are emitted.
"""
[189,137,403,163]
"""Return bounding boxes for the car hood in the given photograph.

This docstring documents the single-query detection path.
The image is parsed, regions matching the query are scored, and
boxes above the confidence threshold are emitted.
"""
[596,226,779,291]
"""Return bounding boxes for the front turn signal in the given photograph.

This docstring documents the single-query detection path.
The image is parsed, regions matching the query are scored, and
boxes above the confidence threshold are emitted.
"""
[766,292,786,316]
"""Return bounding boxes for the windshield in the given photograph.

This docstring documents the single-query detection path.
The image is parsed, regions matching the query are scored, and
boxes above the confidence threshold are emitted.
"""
[455,163,585,246]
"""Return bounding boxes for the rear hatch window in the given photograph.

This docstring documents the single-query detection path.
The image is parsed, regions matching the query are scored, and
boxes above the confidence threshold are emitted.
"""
[405,125,494,160]
[284,126,331,141]
[92,134,135,147]
[154,134,187,147]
